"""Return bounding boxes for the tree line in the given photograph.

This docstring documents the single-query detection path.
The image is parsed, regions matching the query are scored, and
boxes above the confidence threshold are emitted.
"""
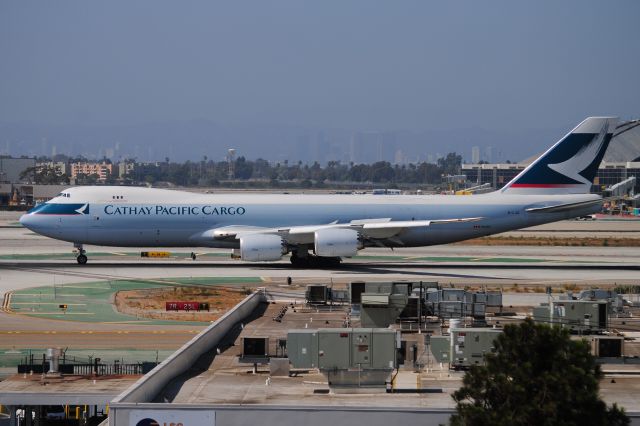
[25,153,463,188]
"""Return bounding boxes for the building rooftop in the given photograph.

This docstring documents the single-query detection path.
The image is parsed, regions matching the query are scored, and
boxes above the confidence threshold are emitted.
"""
[155,302,457,407]
[148,301,640,411]
[0,374,141,405]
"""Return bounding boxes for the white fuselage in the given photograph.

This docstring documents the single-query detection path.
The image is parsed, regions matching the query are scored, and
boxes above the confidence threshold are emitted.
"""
[20,186,601,249]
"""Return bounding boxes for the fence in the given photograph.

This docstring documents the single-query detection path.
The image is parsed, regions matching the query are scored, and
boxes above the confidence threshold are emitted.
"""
[17,361,157,375]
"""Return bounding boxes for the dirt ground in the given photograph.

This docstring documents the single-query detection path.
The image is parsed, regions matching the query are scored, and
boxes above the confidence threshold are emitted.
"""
[115,286,252,322]
[456,236,640,247]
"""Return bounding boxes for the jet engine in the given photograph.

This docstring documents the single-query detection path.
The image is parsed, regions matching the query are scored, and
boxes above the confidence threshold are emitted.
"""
[239,234,285,261]
[314,228,360,257]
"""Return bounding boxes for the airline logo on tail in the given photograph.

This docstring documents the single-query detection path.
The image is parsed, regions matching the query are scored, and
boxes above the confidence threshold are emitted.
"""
[502,117,617,194]
[547,121,609,186]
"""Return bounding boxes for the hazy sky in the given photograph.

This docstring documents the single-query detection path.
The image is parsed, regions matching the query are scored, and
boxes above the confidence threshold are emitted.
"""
[1,1,639,134]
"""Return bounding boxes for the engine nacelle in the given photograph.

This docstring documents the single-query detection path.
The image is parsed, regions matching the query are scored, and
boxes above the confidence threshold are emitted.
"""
[314,228,360,257]
[239,234,285,261]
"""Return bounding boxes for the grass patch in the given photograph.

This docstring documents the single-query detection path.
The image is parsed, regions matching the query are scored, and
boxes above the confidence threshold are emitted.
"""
[9,276,260,324]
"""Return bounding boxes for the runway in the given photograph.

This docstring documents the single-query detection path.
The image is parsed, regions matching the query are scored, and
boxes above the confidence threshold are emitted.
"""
[1,212,639,358]
[1,258,640,294]
[2,215,640,295]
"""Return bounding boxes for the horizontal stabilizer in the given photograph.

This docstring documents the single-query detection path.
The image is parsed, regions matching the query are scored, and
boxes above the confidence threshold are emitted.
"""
[525,199,603,214]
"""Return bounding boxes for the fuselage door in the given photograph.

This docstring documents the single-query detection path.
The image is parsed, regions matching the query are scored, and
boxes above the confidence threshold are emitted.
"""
[91,211,103,227]
[87,204,113,244]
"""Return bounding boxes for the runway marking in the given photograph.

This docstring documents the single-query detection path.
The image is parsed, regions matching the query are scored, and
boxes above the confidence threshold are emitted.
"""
[11,293,86,297]
[0,330,201,335]
[1,292,12,313]
[261,277,272,283]
[24,312,95,315]
[10,302,87,306]
[9,293,51,297]
[53,285,112,289]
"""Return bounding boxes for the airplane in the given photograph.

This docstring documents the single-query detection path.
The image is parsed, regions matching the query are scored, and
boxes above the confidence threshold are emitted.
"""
[20,116,617,267]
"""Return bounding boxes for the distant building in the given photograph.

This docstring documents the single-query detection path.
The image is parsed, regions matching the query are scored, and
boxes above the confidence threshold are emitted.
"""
[309,131,329,164]
[462,162,524,187]
[462,161,640,195]
[118,161,135,179]
[0,157,36,184]
[471,146,480,164]
[36,161,68,176]
[70,162,113,181]
[394,149,405,165]
[596,162,640,194]
[381,132,397,163]
[350,132,383,164]
[483,146,493,163]
[0,183,69,207]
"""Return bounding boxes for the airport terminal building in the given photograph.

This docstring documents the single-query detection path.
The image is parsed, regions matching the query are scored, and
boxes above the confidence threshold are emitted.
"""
[462,161,640,195]
[463,118,640,196]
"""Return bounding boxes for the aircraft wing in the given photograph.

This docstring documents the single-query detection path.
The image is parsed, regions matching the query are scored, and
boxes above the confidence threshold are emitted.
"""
[208,225,273,240]
[210,216,483,244]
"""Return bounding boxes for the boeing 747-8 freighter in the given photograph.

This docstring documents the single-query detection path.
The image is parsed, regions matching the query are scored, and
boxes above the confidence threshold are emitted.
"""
[20,117,617,267]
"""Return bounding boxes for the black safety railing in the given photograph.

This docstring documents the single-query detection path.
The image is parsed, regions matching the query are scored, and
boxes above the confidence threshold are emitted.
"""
[17,360,158,376]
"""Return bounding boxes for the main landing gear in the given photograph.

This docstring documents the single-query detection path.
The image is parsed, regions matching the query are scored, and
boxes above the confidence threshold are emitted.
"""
[290,250,341,268]
[74,243,88,265]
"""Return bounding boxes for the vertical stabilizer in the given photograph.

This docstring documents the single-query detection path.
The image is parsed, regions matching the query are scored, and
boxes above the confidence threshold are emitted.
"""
[502,117,618,194]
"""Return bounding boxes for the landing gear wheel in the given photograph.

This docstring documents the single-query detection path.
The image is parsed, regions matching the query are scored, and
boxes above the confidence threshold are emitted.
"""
[77,254,88,265]
[290,253,341,268]
[290,253,309,268]
[318,256,342,267]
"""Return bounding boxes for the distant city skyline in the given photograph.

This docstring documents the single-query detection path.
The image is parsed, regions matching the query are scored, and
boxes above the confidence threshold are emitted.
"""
[0,119,555,165]
[1,2,639,164]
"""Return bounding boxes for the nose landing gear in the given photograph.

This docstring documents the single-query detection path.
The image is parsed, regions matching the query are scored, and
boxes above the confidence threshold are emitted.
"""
[74,243,88,265]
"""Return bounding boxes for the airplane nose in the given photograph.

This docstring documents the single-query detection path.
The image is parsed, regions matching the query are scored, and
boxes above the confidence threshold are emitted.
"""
[19,213,38,230]
[19,213,32,228]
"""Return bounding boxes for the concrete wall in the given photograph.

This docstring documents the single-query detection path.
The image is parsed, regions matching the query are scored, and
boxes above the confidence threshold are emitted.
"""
[104,402,640,426]
[110,404,453,426]
[111,290,265,406]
